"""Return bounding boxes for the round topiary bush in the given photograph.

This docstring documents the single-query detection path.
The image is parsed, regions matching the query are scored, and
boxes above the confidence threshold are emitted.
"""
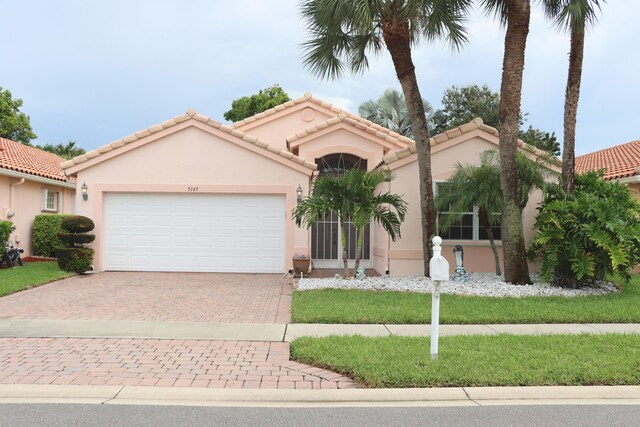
[56,247,95,273]
[61,216,95,234]
[58,233,96,246]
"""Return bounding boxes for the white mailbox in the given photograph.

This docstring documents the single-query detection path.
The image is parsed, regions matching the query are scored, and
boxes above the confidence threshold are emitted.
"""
[429,236,450,281]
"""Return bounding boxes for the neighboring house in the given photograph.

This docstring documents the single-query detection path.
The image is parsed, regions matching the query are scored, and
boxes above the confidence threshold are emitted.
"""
[0,137,75,255]
[576,139,640,199]
[61,93,558,275]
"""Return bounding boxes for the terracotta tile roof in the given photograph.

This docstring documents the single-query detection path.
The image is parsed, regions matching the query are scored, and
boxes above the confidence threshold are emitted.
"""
[286,113,413,150]
[575,140,640,180]
[383,118,558,165]
[0,137,69,182]
[61,109,317,172]
[233,92,415,146]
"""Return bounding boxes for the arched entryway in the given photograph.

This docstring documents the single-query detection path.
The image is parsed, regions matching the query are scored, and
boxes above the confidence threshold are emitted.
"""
[311,153,372,268]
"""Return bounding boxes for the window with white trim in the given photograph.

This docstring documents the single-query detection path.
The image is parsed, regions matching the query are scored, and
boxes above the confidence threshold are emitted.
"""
[42,189,61,212]
[435,182,501,241]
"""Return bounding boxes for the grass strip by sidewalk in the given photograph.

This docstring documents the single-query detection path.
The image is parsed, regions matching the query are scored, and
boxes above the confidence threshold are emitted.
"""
[292,276,640,324]
[291,334,640,388]
[0,262,73,297]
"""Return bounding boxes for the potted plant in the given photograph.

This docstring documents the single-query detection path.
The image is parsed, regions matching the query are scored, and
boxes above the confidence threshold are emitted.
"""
[292,253,311,277]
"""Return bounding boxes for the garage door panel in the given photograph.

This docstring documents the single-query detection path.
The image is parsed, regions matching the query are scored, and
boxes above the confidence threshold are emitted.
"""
[104,193,285,272]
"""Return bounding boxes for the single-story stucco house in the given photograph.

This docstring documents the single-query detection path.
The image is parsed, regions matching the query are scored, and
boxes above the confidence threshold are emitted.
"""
[60,93,558,275]
[576,139,640,199]
[1,137,75,255]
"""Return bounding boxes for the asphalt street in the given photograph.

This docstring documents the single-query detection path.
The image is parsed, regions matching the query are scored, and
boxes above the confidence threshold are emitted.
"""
[1,404,640,427]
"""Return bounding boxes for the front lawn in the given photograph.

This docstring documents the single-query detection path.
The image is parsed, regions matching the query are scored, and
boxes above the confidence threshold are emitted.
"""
[291,334,640,388]
[0,262,73,297]
[292,275,640,324]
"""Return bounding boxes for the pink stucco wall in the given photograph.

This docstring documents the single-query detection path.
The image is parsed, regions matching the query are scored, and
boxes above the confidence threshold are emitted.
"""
[0,174,75,256]
[71,123,312,271]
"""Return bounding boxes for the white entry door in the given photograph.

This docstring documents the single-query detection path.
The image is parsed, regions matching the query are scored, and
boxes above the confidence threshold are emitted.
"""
[103,193,285,273]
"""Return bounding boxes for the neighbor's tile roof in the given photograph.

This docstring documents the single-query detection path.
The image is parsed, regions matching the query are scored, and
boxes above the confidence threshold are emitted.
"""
[61,109,317,171]
[0,137,69,182]
[234,92,415,146]
[382,118,558,165]
[575,140,640,180]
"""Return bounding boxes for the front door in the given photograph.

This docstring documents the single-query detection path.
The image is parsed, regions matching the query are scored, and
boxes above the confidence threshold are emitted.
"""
[311,212,371,268]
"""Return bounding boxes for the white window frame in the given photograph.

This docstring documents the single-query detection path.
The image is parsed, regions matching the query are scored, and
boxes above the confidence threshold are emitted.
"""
[42,188,61,212]
[434,181,501,242]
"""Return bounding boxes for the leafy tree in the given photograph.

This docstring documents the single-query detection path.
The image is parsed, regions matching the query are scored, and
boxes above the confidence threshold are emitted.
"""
[39,141,86,160]
[293,169,406,278]
[529,171,640,288]
[300,0,472,276]
[543,0,605,193]
[482,0,533,285]
[431,84,560,156]
[0,86,37,144]
[358,88,433,139]
[436,149,548,276]
[223,84,290,122]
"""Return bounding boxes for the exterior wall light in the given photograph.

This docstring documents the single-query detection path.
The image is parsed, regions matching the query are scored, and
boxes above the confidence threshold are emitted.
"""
[81,182,88,201]
[296,184,303,203]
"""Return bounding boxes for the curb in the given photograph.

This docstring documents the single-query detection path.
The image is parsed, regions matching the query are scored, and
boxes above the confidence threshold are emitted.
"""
[1,385,639,407]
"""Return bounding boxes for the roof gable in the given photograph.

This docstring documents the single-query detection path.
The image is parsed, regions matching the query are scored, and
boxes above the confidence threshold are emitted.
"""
[61,109,317,175]
[0,137,70,182]
[576,139,640,180]
[383,118,560,169]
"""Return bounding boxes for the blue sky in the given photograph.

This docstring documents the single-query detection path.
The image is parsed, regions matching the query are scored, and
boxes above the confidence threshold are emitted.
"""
[2,0,637,155]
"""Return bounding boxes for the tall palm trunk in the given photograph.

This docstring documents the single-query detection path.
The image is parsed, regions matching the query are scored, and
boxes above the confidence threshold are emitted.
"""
[499,0,532,285]
[562,20,584,194]
[479,209,501,276]
[382,18,435,277]
[354,226,364,275]
[339,216,349,277]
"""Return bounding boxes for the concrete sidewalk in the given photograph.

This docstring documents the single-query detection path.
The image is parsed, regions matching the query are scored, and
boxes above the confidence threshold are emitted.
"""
[0,319,639,341]
[1,384,639,407]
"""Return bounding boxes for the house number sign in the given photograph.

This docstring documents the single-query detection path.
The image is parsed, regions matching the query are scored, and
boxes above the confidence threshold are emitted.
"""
[187,186,199,192]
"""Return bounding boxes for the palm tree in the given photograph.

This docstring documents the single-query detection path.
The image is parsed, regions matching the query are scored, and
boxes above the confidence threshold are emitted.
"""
[436,149,549,276]
[543,0,604,194]
[293,168,407,278]
[481,0,532,284]
[40,140,86,160]
[299,0,472,276]
[358,88,433,139]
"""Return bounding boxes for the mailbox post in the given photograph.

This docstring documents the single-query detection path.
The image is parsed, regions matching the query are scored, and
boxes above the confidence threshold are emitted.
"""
[429,236,449,360]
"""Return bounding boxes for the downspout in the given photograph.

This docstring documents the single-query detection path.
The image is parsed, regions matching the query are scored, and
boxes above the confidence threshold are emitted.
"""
[8,178,25,246]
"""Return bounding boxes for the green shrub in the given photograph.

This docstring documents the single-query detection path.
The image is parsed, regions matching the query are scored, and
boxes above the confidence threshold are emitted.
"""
[58,233,96,246]
[56,247,95,273]
[61,216,95,234]
[0,221,15,249]
[32,214,73,257]
[529,171,640,287]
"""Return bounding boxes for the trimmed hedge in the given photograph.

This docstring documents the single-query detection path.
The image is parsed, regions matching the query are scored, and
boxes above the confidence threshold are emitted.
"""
[60,216,95,234]
[56,247,95,273]
[32,214,73,257]
[0,221,15,249]
[58,233,96,246]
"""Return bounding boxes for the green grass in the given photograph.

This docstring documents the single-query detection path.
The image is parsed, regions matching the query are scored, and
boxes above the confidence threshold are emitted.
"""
[291,334,640,388]
[292,275,640,324]
[0,262,73,297]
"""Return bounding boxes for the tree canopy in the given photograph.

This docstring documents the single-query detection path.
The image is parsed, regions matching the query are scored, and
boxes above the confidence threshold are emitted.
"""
[39,141,86,160]
[430,84,560,156]
[223,84,290,122]
[0,86,37,144]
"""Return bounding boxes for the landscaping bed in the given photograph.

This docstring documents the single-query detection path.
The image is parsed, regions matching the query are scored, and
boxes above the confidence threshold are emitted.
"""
[0,261,73,297]
[291,334,640,388]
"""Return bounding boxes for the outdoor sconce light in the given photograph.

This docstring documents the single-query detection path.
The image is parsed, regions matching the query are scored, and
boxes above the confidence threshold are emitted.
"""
[296,184,303,203]
[81,182,88,201]
[6,211,15,219]
[452,244,468,282]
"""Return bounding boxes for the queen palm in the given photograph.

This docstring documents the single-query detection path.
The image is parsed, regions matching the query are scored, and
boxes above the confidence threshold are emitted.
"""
[543,0,604,194]
[436,149,549,276]
[300,0,471,276]
[293,168,407,278]
[358,88,433,139]
[481,0,532,284]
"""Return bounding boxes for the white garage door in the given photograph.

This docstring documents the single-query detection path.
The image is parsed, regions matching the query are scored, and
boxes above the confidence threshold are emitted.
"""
[103,193,285,273]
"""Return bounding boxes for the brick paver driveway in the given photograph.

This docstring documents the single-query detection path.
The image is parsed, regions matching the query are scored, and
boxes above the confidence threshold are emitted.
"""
[0,272,291,323]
